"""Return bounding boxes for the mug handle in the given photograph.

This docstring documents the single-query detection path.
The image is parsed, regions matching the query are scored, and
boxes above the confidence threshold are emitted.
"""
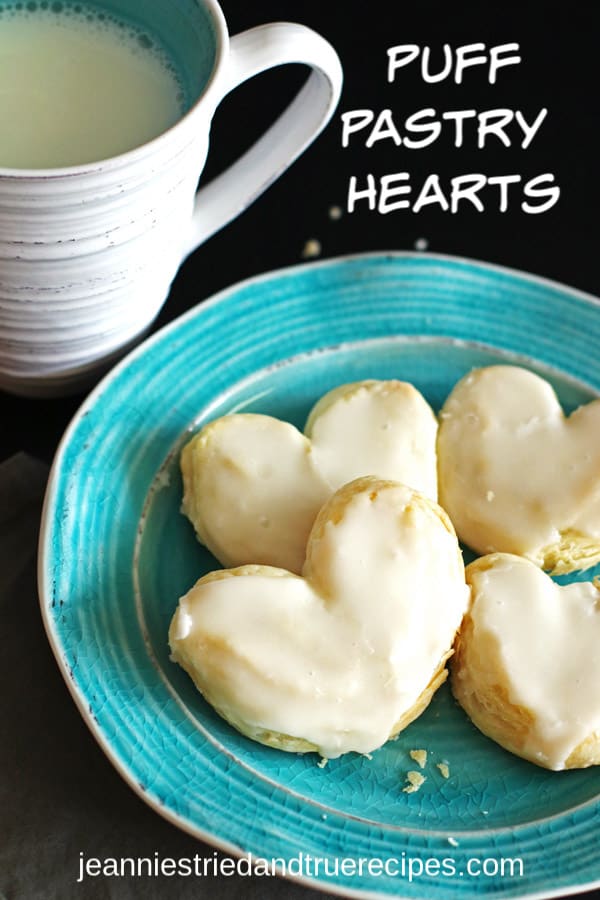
[183,22,343,257]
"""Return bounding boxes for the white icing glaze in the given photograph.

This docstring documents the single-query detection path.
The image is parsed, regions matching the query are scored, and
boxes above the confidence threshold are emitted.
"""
[181,415,330,573]
[461,554,600,770]
[181,380,438,573]
[170,479,468,759]
[438,366,600,566]
[306,380,438,499]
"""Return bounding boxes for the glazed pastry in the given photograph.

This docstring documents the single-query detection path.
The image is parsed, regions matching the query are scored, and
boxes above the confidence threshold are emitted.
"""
[438,365,600,574]
[169,477,468,759]
[181,380,438,573]
[452,553,600,770]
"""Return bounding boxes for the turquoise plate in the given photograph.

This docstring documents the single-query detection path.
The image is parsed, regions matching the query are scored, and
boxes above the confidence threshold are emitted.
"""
[40,253,600,899]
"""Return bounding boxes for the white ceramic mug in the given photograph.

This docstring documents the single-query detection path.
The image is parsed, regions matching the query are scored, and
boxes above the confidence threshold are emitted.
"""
[0,0,342,396]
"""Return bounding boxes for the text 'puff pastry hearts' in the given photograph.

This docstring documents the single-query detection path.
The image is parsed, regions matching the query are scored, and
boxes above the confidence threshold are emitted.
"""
[181,380,438,574]
[169,477,468,760]
[437,365,600,574]
[452,553,600,770]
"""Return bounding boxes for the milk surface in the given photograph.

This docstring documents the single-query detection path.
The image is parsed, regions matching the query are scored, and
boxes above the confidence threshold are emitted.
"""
[0,2,186,168]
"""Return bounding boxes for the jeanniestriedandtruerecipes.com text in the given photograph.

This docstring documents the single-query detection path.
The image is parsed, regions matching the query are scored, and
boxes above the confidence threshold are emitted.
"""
[77,850,524,884]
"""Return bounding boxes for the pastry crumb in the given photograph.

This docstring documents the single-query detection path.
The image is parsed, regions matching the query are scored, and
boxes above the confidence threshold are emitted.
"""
[402,771,426,793]
[436,762,450,779]
[447,836,459,847]
[486,490,495,502]
[317,756,328,768]
[414,237,429,251]
[409,749,428,769]
[154,468,171,490]
[302,238,322,259]
[328,205,343,220]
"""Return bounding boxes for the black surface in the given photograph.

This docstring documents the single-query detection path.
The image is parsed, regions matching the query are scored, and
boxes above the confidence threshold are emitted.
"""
[1,1,599,898]
[3,1,600,464]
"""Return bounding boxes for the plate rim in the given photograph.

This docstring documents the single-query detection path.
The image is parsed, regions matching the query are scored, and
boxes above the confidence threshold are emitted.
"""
[38,250,600,900]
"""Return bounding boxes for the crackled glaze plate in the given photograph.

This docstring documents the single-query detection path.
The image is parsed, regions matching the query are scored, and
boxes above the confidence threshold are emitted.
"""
[39,253,600,899]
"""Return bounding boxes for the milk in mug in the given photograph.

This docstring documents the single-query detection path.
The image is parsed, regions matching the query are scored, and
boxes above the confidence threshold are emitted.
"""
[0,0,189,168]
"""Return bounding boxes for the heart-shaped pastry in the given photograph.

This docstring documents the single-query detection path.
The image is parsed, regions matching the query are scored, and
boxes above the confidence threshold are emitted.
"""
[181,380,438,573]
[169,477,468,759]
[437,365,600,574]
[452,553,600,770]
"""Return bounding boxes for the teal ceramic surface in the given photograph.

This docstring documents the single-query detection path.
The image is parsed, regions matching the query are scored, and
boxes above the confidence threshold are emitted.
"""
[40,253,600,899]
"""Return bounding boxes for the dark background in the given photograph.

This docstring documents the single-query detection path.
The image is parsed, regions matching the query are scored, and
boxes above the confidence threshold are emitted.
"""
[2,2,599,898]
[2,1,599,463]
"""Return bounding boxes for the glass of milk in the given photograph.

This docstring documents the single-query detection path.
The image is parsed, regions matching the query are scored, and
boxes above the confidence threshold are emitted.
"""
[0,0,342,396]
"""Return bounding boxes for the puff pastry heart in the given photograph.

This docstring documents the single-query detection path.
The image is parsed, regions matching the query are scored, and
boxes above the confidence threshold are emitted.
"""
[169,477,468,759]
[452,553,600,770]
[438,365,600,573]
[181,380,437,573]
